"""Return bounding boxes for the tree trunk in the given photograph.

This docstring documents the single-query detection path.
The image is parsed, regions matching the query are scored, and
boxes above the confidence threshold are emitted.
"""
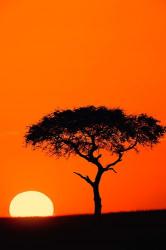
[93,184,102,216]
[93,168,104,216]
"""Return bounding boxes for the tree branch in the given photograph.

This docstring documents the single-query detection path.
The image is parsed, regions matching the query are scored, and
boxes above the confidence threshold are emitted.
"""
[104,140,138,171]
[64,140,89,161]
[74,147,90,161]
[73,172,94,187]
[64,139,103,170]
[96,154,102,160]
[122,140,138,152]
[88,135,98,157]
[87,134,104,169]
[104,152,123,171]
[107,168,117,173]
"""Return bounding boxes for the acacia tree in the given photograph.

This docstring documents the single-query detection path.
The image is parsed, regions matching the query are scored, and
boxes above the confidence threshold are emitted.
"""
[25,106,165,216]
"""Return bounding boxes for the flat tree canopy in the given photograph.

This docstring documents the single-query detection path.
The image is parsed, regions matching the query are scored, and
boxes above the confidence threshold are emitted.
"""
[25,106,165,157]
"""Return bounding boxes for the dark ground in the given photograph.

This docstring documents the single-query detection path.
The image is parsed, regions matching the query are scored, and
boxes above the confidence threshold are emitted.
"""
[0,210,165,250]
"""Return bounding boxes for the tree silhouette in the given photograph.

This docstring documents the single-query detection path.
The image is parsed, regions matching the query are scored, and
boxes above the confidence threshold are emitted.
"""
[25,106,166,216]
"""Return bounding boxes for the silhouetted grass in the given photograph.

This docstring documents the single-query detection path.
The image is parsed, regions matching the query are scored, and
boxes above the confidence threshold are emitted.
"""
[0,210,165,249]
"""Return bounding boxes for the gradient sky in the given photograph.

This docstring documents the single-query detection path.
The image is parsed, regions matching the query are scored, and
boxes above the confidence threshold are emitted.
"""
[0,0,166,217]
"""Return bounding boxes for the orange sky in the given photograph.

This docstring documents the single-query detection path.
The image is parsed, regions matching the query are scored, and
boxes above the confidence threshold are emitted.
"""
[0,0,166,217]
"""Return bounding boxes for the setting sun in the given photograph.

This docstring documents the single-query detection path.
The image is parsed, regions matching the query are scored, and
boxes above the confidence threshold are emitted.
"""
[9,191,54,217]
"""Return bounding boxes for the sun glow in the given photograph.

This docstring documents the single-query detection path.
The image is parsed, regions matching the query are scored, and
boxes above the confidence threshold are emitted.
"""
[9,191,54,217]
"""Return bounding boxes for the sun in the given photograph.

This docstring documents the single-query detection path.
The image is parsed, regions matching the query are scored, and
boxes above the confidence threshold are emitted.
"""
[9,191,54,217]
